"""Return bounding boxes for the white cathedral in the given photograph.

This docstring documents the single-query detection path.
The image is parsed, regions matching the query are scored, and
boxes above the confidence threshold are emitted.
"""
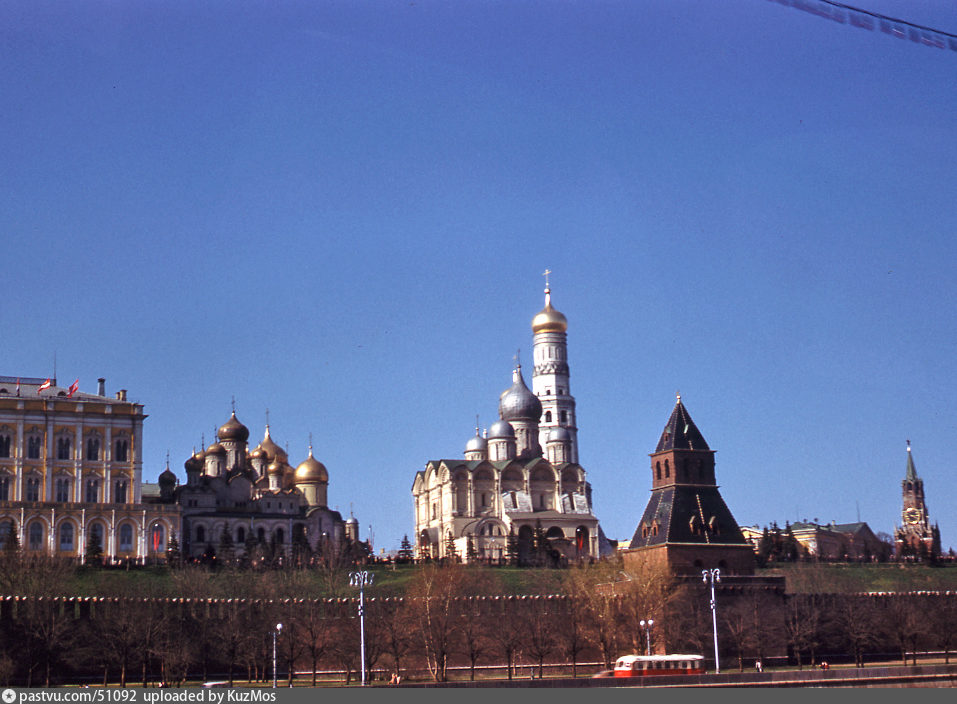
[412,279,603,564]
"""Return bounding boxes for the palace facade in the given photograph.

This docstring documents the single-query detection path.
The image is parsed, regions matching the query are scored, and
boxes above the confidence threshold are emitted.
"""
[0,376,178,562]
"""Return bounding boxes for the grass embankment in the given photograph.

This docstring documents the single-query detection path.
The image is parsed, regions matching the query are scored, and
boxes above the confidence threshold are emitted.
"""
[56,563,568,598]
[19,561,957,598]
[759,561,957,594]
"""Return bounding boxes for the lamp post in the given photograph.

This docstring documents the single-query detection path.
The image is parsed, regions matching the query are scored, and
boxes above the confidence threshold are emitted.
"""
[639,619,654,656]
[702,568,720,673]
[350,570,374,686]
[272,622,283,688]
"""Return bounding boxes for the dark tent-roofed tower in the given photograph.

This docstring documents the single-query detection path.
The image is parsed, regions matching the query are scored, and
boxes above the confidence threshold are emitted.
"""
[623,395,755,576]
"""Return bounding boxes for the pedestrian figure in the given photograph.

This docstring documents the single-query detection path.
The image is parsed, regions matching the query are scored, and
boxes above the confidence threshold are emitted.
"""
[755,660,762,673]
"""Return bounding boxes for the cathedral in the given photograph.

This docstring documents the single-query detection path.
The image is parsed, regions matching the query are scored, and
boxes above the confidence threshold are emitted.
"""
[412,278,603,564]
[167,411,358,562]
[894,441,941,560]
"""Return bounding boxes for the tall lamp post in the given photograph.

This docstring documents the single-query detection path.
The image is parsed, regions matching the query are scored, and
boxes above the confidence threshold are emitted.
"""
[272,622,283,688]
[350,570,374,686]
[639,619,654,656]
[702,568,720,673]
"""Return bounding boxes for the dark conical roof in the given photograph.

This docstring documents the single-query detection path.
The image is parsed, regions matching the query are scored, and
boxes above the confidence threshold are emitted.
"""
[656,395,709,452]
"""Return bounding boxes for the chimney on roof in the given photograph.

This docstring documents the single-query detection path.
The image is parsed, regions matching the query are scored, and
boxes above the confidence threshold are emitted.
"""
[116,389,127,401]
[98,378,106,396]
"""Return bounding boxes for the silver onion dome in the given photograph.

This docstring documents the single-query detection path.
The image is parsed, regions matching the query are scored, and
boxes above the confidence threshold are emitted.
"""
[488,419,515,439]
[498,365,543,421]
[547,426,571,443]
[465,431,488,453]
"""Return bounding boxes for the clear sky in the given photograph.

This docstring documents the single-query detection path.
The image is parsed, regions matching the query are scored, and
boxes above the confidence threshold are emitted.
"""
[3,1,956,554]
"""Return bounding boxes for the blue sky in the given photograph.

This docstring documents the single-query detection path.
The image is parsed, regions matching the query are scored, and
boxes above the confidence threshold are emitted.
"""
[3,1,956,553]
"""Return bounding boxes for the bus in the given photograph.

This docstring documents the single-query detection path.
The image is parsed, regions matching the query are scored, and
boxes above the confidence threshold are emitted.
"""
[613,654,705,677]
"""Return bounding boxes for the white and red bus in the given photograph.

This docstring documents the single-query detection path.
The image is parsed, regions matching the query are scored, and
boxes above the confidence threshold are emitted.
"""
[613,654,705,677]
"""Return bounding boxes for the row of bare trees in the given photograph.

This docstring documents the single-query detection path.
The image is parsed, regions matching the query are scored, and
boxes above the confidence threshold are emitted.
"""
[3,554,957,686]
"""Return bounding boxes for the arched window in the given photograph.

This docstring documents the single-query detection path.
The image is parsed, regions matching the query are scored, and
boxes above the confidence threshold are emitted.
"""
[664,460,670,478]
[57,437,71,460]
[86,437,100,461]
[119,524,134,551]
[25,477,40,502]
[59,523,74,551]
[544,411,552,423]
[275,528,285,544]
[237,526,246,544]
[656,462,661,480]
[0,475,9,501]
[560,411,568,423]
[0,519,14,549]
[0,434,10,458]
[27,436,41,459]
[89,523,104,551]
[114,479,128,504]
[115,439,128,462]
[28,522,44,550]
[85,479,99,503]
[55,478,70,502]
[151,524,165,552]
[196,525,206,543]
[257,527,266,543]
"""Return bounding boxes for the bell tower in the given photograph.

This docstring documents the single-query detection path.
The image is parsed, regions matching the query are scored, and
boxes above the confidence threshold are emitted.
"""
[531,271,578,463]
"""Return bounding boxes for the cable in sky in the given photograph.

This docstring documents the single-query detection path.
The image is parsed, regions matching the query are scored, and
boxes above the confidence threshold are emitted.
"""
[765,0,957,52]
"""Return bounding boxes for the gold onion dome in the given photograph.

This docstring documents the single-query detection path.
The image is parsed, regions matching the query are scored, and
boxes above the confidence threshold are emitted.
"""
[259,426,288,463]
[249,446,265,459]
[218,412,250,442]
[267,459,285,476]
[531,288,567,333]
[296,448,329,483]
[206,442,226,455]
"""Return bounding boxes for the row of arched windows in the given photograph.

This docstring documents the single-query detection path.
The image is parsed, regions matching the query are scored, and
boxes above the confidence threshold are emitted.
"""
[0,435,129,462]
[0,518,144,553]
[655,458,708,482]
[193,524,294,546]
[0,476,127,503]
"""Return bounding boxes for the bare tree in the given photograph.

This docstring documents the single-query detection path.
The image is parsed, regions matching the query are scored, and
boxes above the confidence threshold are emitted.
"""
[833,595,880,667]
[404,562,468,682]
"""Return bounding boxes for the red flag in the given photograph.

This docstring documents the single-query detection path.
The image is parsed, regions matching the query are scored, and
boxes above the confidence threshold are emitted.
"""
[67,379,79,398]
[37,378,51,394]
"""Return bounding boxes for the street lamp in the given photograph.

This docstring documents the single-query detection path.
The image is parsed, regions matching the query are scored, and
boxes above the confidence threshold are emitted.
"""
[272,622,283,688]
[350,570,374,686]
[639,619,654,656]
[702,568,720,673]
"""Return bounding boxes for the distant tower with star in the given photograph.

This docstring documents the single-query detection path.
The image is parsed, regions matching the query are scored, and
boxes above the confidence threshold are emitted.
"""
[894,441,941,561]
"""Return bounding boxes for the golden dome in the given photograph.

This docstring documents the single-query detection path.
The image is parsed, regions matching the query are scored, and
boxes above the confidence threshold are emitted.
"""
[206,442,226,455]
[266,459,285,476]
[531,289,567,333]
[295,448,329,483]
[218,412,249,442]
[259,426,288,463]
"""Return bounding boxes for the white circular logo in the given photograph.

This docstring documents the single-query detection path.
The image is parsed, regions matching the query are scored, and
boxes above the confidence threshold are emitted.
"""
[2,689,16,704]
